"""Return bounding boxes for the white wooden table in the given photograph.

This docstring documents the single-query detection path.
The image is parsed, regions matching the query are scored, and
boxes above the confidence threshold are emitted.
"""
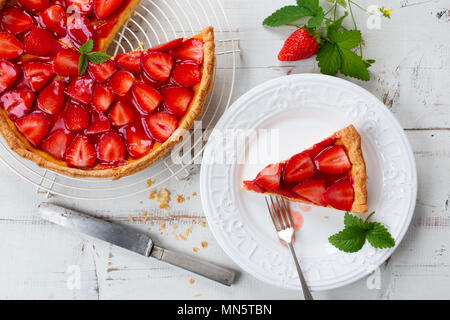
[0,0,449,300]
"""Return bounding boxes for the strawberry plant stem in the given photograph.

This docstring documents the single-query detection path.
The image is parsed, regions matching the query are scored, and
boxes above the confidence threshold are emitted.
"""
[347,0,363,57]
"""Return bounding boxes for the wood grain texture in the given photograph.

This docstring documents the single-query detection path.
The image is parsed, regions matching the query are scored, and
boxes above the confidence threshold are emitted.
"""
[0,0,449,299]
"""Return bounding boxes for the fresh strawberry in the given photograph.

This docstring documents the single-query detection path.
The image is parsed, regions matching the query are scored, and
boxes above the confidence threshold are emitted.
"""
[143,111,178,142]
[115,51,141,73]
[121,123,153,159]
[131,83,162,114]
[171,38,204,64]
[93,0,123,19]
[23,62,55,91]
[86,112,110,135]
[323,178,354,211]
[314,145,351,174]
[141,52,174,82]
[149,38,183,52]
[254,163,282,191]
[0,32,24,59]
[305,136,337,158]
[278,28,319,61]
[64,103,90,131]
[242,180,266,193]
[292,179,326,206]
[17,0,49,12]
[66,0,93,15]
[48,112,68,133]
[171,62,201,87]
[0,90,34,120]
[96,130,126,164]
[162,86,193,117]
[108,70,135,96]
[65,134,96,168]
[39,5,66,37]
[37,80,65,115]
[88,60,116,83]
[14,111,51,146]
[0,61,19,94]
[282,152,315,183]
[139,71,170,90]
[41,129,73,160]
[1,7,34,35]
[25,27,60,56]
[64,78,94,104]
[53,48,79,76]
[107,100,134,126]
[91,84,115,112]
[67,15,93,48]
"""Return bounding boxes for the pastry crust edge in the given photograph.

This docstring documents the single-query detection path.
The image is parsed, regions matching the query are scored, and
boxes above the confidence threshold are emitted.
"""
[242,125,368,214]
[0,26,215,179]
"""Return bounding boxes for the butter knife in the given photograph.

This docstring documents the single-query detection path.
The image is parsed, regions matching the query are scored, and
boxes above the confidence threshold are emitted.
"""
[38,202,236,286]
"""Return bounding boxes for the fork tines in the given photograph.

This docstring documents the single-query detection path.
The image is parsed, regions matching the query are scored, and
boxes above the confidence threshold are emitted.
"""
[265,195,294,232]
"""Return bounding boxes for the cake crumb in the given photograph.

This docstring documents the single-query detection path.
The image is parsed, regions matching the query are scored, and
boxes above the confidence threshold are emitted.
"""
[139,201,143,204]
[146,274,150,278]
[201,241,207,248]
[155,188,171,209]
[179,234,187,240]
[148,189,156,199]
[128,215,134,223]
[189,279,195,285]
[193,247,198,253]
[147,179,155,188]
[193,293,202,298]
[323,216,329,219]
[186,196,190,201]
[199,221,206,227]
[177,195,185,203]
[192,192,197,196]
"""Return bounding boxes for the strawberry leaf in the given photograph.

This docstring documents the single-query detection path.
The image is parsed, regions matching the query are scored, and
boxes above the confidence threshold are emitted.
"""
[297,0,319,13]
[316,42,341,75]
[329,30,361,49]
[307,6,324,28]
[328,226,367,253]
[263,5,313,27]
[366,222,396,249]
[338,47,370,81]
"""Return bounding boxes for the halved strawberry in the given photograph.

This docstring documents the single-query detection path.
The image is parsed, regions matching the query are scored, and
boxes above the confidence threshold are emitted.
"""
[314,145,351,174]
[41,129,73,160]
[23,62,55,92]
[91,84,115,112]
[0,61,19,94]
[39,5,66,37]
[37,80,65,115]
[171,62,201,87]
[108,70,135,96]
[88,60,116,83]
[121,123,153,159]
[115,51,141,73]
[67,15,93,48]
[96,130,126,164]
[107,100,134,126]
[171,38,204,64]
[149,38,183,52]
[242,180,266,193]
[139,71,170,90]
[25,27,60,56]
[53,48,79,76]
[1,7,34,35]
[143,111,178,143]
[86,112,110,135]
[323,178,354,211]
[48,112,67,134]
[65,134,96,168]
[17,0,49,12]
[64,103,90,131]
[282,152,315,183]
[66,0,93,15]
[0,90,34,120]
[64,78,94,104]
[254,163,281,191]
[131,83,162,114]
[305,136,337,158]
[14,111,51,146]
[141,52,174,82]
[292,179,326,206]
[162,86,193,117]
[93,0,123,19]
[0,32,24,59]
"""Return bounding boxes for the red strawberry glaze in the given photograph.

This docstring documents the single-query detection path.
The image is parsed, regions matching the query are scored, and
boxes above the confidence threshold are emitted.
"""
[243,134,355,211]
[0,2,205,170]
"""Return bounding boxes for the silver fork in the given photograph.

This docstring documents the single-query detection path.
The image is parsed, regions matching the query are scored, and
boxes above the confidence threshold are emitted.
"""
[265,195,314,300]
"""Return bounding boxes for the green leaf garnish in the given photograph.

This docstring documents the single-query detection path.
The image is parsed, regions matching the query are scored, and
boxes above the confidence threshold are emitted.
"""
[263,5,312,27]
[77,39,111,75]
[328,212,395,253]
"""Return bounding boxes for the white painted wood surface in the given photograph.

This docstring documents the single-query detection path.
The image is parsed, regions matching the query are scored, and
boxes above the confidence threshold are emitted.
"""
[0,0,449,299]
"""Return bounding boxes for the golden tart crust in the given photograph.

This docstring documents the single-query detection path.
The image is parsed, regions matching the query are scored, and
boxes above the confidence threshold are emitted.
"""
[0,26,215,179]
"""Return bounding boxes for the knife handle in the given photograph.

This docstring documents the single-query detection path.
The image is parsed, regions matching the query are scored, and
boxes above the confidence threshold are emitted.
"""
[151,245,236,286]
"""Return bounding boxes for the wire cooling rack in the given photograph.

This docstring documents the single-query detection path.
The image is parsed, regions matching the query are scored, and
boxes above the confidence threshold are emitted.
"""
[0,0,238,200]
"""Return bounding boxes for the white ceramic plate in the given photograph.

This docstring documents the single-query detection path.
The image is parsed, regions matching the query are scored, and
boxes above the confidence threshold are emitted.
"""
[200,74,417,291]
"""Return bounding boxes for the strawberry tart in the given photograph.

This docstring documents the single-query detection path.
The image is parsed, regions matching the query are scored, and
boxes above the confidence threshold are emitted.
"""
[0,0,215,178]
[243,125,368,213]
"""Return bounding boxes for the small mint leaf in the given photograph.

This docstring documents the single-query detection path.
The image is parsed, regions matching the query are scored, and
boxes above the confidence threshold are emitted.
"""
[344,211,369,229]
[79,39,93,54]
[78,54,88,75]
[328,226,367,253]
[366,222,396,249]
[263,5,312,27]
[86,52,111,64]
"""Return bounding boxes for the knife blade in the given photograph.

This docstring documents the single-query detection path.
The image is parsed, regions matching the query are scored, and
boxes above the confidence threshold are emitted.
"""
[38,202,236,286]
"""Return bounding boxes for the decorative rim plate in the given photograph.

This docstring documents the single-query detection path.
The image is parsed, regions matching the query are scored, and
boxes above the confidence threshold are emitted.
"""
[200,74,417,291]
